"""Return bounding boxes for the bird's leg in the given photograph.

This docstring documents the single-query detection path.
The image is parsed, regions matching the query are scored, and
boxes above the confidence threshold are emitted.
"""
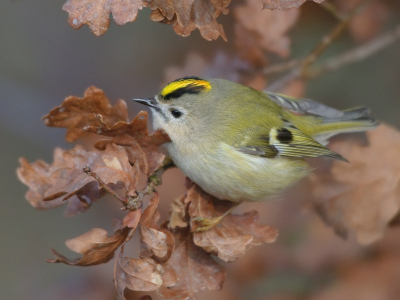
[192,202,241,232]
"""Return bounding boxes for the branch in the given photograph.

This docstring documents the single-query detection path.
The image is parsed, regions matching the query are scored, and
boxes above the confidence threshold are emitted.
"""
[320,1,346,21]
[83,157,175,211]
[127,157,175,209]
[305,24,400,79]
[299,0,372,72]
[267,0,372,92]
[83,166,129,205]
[263,59,299,76]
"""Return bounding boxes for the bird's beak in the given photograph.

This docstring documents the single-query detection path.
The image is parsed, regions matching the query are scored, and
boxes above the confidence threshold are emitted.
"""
[132,97,158,108]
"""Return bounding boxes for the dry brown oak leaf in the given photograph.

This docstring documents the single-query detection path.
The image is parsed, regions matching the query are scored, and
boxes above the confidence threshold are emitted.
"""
[89,111,170,176]
[308,124,400,245]
[139,194,175,264]
[43,86,170,175]
[123,209,143,230]
[187,185,278,262]
[43,86,128,142]
[17,143,139,216]
[48,227,130,266]
[234,0,299,60]
[168,194,189,230]
[114,245,166,299]
[148,0,230,41]
[263,0,325,9]
[63,0,145,36]
[114,196,176,299]
[157,228,226,300]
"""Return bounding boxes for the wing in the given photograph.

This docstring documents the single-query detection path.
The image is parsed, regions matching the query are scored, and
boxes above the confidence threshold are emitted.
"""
[265,91,345,118]
[266,91,370,121]
[237,125,347,162]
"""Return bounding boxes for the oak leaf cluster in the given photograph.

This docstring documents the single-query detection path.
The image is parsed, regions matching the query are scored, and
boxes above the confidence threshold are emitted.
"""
[17,88,278,299]
[61,0,327,40]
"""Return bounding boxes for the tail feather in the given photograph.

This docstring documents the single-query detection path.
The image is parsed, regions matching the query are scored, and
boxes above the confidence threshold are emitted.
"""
[266,91,379,145]
[312,107,378,145]
[321,107,371,123]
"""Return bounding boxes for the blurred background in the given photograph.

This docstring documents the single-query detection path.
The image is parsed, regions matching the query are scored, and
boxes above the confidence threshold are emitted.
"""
[1,0,400,299]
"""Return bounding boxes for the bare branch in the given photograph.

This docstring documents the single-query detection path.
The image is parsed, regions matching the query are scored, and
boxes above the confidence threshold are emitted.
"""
[305,24,400,79]
[83,166,130,205]
[299,0,372,73]
[267,0,373,92]
[263,59,299,76]
[320,1,346,21]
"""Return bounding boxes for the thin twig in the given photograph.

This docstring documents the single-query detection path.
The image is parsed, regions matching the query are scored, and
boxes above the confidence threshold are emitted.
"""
[83,166,129,205]
[148,156,175,187]
[305,24,400,79]
[263,59,299,76]
[300,0,372,72]
[83,157,175,211]
[267,0,372,92]
[320,1,346,21]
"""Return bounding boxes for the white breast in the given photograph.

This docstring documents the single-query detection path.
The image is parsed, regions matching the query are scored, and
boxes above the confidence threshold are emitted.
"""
[165,142,309,202]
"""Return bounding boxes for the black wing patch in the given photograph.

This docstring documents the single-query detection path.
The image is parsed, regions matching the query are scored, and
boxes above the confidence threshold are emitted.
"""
[237,126,347,162]
[270,127,348,161]
[276,128,293,144]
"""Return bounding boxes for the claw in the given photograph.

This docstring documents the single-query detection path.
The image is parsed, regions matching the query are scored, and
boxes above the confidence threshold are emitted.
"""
[192,215,224,232]
[191,202,242,232]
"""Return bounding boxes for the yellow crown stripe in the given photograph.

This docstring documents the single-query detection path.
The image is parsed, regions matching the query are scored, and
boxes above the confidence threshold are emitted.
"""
[161,79,211,97]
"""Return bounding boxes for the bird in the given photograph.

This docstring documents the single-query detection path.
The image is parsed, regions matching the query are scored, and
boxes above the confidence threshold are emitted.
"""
[133,77,378,229]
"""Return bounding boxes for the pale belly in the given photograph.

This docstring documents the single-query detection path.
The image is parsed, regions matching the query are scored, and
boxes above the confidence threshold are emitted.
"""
[166,142,310,202]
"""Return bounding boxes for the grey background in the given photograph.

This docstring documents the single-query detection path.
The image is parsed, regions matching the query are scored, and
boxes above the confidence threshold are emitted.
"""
[1,0,400,299]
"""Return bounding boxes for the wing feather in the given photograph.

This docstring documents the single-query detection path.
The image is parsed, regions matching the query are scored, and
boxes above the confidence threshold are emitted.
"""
[266,91,345,118]
[236,125,347,162]
[269,127,347,161]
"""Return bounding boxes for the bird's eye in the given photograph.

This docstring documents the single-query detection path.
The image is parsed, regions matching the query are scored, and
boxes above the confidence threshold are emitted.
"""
[170,109,183,118]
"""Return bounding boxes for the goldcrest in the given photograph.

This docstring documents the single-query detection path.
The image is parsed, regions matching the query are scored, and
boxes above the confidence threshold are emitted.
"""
[134,77,378,202]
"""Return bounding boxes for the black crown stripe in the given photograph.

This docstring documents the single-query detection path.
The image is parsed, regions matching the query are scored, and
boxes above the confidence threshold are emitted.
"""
[163,83,206,100]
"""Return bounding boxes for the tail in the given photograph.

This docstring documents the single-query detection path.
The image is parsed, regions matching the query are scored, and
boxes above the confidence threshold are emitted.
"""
[312,107,379,145]
[265,91,379,145]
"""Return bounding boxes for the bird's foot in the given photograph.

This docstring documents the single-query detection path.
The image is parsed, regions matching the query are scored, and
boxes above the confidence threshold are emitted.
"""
[191,215,225,232]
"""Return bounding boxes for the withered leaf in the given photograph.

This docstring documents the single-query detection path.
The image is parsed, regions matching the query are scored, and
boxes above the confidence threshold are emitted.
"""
[168,195,189,230]
[43,86,128,142]
[140,226,175,264]
[63,0,145,36]
[234,0,299,59]
[140,194,161,228]
[123,209,142,229]
[17,144,139,216]
[188,185,278,262]
[147,0,230,41]
[17,148,70,211]
[48,227,130,266]
[139,194,175,264]
[90,111,170,175]
[115,246,164,299]
[308,125,400,244]
[262,0,325,10]
[157,230,226,299]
